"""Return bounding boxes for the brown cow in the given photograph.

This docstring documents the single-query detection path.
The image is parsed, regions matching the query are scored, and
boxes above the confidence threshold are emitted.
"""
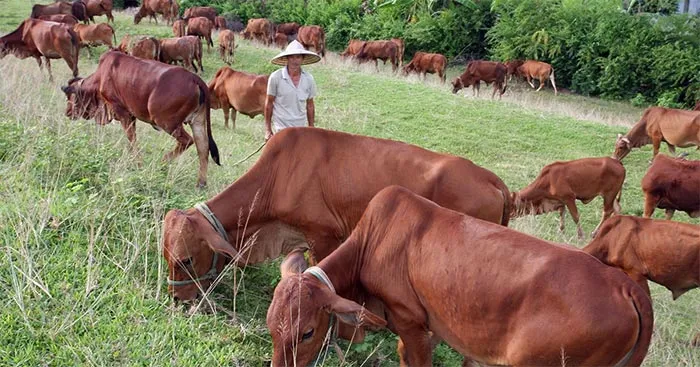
[73,23,115,48]
[214,16,226,30]
[242,18,273,45]
[159,36,203,73]
[162,128,511,302]
[517,60,558,95]
[451,60,507,99]
[402,52,447,83]
[207,67,267,128]
[134,0,175,25]
[584,215,699,299]
[276,22,299,36]
[31,2,72,18]
[61,50,219,187]
[0,19,80,81]
[339,39,364,59]
[118,35,160,60]
[511,157,625,239]
[272,32,287,50]
[172,18,186,38]
[296,25,325,58]
[38,14,79,26]
[391,37,404,68]
[187,17,213,51]
[183,6,216,23]
[641,154,700,219]
[614,106,700,160]
[267,186,653,367]
[504,59,524,81]
[356,40,398,72]
[218,29,235,65]
[82,0,114,23]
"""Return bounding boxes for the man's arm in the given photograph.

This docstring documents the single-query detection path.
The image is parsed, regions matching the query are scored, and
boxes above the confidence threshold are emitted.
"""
[264,94,275,141]
[306,98,315,127]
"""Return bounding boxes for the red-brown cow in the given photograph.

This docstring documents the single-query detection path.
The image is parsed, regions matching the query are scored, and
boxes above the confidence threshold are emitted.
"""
[214,16,226,30]
[276,22,299,36]
[218,29,235,65]
[339,39,364,59]
[183,6,216,23]
[172,18,186,38]
[38,14,79,26]
[159,36,203,73]
[504,59,524,81]
[186,17,213,51]
[134,0,175,25]
[207,67,267,129]
[641,154,700,219]
[356,40,398,72]
[242,18,273,45]
[614,106,700,160]
[73,23,115,48]
[391,37,404,68]
[31,2,72,18]
[61,50,219,188]
[272,32,287,50]
[517,60,558,95]
[512,157,625,239]
[162,128,511,302]
[267,186,652,367]
[296,25,325,58]
[0,19,80,81]
[451,60,507,99]
[118,35,160,60]
[402,52,447,83]
[82,0,114,23]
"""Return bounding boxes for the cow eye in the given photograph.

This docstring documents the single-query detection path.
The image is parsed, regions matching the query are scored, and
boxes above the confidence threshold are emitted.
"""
[301,328,314,341]
[179,257,194,270]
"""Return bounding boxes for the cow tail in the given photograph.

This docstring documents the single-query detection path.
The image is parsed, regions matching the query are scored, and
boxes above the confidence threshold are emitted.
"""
[616,285,653,367]
[549,68,558,96]
[199,82,220,166]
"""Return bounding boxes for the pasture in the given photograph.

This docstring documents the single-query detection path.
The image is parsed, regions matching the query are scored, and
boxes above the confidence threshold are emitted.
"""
[1,1,698,365]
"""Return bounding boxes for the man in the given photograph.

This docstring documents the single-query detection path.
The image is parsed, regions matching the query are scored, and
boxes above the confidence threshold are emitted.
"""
[264,40,320,141]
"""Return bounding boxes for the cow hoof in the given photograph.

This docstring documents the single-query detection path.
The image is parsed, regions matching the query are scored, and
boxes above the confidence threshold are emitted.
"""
[196,182,207,189]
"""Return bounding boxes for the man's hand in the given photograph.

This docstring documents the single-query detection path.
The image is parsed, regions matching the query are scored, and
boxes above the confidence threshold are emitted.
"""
[265,130,274,142]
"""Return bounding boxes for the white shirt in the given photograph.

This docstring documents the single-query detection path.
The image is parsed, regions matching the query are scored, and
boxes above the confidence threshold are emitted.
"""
[266,66,317,132]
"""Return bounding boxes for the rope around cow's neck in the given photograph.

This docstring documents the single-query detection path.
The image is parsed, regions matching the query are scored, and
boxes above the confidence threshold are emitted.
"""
[231,141,267,167]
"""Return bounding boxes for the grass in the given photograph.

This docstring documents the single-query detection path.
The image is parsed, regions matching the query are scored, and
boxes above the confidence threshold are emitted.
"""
[1,1,699,365]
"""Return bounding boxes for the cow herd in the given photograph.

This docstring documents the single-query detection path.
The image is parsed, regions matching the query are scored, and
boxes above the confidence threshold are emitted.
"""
[2,2,700,365]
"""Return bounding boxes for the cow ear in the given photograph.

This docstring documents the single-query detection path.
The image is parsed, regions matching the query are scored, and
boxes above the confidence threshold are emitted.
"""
[326,295,387,329]
[197,219,240,260]
[280,249,308,278]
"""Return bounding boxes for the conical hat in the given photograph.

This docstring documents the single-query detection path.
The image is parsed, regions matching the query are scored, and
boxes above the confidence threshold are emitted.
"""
[270,40,321,66]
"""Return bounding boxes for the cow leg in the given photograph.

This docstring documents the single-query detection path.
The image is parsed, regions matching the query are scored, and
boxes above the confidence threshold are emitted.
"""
[230,109,238,130]
[163,124,194,161]
[107,12,114,23]
[44,58,54,82]
[652,137,662,157]
[189,115,210,188]
[564,199,584,239]
[664,209,675,220]
[526,75,535,89]
[536,76,545,91]
[558,206,566,232]
[395,329,434,367]
[374,59,379,72]
[491,84,497,99]
[667,143,676,154]
[222,105,230,129]
[643,193,658,218]
[592,199,616,238]
[627,272,651,298]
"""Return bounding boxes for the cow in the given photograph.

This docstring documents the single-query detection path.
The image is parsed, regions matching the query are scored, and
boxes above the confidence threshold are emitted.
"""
[391,37,404,68]
[451,60,507,99]
[296,25,325,59]
[613,106,700,160]
[73,23,115,48]
[214,16,226,30]
[339,39,365,59]
[134,0,175,25]
[61,50,220,188]
[402,52,447,83]
[172,18,186,38]
[207,67,267,128]
[504,59,524,81]
[356,40,398,72]
[159,36,203,73]
[38,14,79,26]
[187,17,213,51]
[161,128,512,302]
[272,32,287,50]
[31,2,72,18]
[0,19,80,81]
[516,60,557,95]
[242,18,273,46]
[118,35,160,60]
[218,29,235,65]
[82,0,114,23]
[640,154,700,220]
[266,186,653,367]
[276,22,299,36]
[183,6,216,23]
[511,157,625,239]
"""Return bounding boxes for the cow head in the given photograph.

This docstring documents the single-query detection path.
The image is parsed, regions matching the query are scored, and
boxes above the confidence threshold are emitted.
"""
[133,12,144,25]
[510,192,561,217]
[613,134,632,160]
[401,63,414,76]
[61,77,102,121]
[162,209,239,303]
[266,251,386,367]
[451,77,464,94]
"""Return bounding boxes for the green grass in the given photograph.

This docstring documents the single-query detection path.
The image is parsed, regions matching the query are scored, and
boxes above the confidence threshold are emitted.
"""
[1,2,699,365]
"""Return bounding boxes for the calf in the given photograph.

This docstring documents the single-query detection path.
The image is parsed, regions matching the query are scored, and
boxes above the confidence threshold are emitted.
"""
[272,32,287,50]
[402,51,447,83]
[267,186,652,367]
[512,157,625,239]
[172,19,186,38]
[82,0,114,23]
[356,40,398,72]
[119,35,160,60]
[159,36,203,73]
[641,154,700,219]
[134,0,174,25]
[207,67,267,128]
[242,18,273,45]
[296,25,325,58]
[38,14,79,26]
[339,39,364,59]
[73,23,115,48]
[218,29,235,65]
[61,50,219,188]
[187,17,213,51]
[214,16,227,30]
[517,60,558,95]
[451,60,507,99]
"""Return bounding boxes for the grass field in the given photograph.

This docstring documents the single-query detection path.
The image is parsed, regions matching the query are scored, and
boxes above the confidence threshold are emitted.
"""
[1,1,699,365]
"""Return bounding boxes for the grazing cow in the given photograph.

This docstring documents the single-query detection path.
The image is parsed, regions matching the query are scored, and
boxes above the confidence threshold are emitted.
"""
[172,18,186,37]
[356,40,398,72]
[207,67,267,128]
[391,37,404,68]
[183,6,216,23]
[61,51,220,187]
[0,19,80,81]
[31,2,72,18]
[118,35,160,60]
[218,29,235,65]
[517,60,557,95]
[134,0,175,25]
[38,14,79,26]
[162,128,511,302]
[339,39,364,59]
[82,0,114,23]
[276,22,299,36]
[584,215,700,299]
[272,32,287,50]
[402,52,447,83]
[614,106,700,160]
[73,23,115,48]
[641,154,700,219]
[187,17,213,51]
[512,157,625,239]
[267,186,653,367]
[451,60,507,99]
[159,36,203,73]
[296,25,325,58]
[214,16,226,30]
[504,59,524,81]
[242,18,273,45]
